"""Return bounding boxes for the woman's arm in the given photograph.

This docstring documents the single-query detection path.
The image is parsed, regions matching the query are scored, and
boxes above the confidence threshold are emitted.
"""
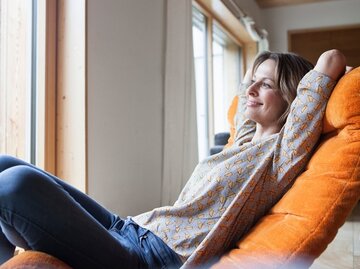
[272,49,346,192]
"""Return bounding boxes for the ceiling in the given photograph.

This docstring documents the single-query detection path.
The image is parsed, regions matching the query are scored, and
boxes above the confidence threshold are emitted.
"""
[255,0,337,8]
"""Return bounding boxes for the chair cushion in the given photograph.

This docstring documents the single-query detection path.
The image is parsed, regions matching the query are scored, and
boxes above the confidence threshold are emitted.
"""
[0,251,72,269]
[212,67,360,268]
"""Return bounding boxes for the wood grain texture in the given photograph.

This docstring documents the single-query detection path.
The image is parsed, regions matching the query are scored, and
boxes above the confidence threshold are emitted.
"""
[289,25,360,68]
[56,0,87,192]
[0,0,30,160]
[256,0,335,8]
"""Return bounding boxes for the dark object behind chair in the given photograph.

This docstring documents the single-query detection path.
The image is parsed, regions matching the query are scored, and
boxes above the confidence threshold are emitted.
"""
[210,132,230,155]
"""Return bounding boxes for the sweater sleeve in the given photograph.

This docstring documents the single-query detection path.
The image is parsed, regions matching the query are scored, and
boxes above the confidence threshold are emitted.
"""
[273,70,336,191]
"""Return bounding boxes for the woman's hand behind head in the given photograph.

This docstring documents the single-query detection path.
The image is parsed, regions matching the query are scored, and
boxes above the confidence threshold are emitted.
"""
[314,49,346,81]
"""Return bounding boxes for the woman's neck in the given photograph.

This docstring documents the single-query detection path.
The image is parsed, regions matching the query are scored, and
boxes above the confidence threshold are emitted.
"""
[252,123,281,142]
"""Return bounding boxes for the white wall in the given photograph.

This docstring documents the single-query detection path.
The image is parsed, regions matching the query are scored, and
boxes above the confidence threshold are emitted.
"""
[87,0,165,217]
[85,0,360,218]
[261,0,360,52]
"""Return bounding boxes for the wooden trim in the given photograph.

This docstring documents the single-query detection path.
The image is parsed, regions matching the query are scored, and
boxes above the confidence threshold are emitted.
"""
[56,0,87,192]
[256,0,333,9]
[195,0,253,44]
[243,43,258,72]
[36,0,57,173]
[194,0,257,72]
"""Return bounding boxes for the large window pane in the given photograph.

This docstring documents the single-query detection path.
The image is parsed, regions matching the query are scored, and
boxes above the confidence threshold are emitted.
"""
[192,7,209,160]
[212,23,241,134]
[0,0,33,161]
[192,6,242,158]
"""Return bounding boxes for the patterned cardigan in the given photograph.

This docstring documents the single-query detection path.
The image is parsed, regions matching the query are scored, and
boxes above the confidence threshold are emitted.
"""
[133,70,336,268]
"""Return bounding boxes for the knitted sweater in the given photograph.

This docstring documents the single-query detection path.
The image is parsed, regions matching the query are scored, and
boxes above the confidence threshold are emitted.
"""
[133,70,335,268]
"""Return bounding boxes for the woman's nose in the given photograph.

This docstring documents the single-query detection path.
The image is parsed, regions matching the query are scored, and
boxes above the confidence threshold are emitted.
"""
[246,83,258,97]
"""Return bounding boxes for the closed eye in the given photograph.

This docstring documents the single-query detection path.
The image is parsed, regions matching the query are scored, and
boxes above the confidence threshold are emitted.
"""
[262,82,272,89]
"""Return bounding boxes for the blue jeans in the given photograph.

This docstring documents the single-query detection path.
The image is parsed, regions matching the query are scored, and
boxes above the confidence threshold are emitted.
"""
[0,155,182,269]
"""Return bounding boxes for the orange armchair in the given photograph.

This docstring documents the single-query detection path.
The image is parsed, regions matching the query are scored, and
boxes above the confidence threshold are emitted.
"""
[2,67,360,269]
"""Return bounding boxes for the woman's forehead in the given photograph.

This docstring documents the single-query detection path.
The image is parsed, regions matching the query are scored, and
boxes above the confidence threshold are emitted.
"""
[254,59,277,81]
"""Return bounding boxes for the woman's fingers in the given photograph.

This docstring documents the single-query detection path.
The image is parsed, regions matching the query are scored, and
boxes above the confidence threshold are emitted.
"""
[345,66,354,74]
[314,49,346,81]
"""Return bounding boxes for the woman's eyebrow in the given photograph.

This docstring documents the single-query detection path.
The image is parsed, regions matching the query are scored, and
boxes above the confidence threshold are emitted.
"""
[253,75,275,83]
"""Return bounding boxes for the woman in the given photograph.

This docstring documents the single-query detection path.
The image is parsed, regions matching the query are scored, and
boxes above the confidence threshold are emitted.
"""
[0,49,346,269]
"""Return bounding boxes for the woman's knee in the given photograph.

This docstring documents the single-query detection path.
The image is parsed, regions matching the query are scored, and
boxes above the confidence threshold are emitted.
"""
[0,155,27,174]
[0,165,43,203]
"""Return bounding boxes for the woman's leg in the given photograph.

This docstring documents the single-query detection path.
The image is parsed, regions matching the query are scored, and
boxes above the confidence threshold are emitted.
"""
[0,155,115,228]
[0,156,145,268]
[0,227,14,264]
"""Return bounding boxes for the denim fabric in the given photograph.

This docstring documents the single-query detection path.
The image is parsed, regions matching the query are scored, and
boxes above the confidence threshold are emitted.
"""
[0,155,182,269]
[110,218,182,269]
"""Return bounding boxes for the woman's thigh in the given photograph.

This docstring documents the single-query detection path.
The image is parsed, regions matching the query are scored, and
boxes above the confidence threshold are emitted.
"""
[0,157,145,268]
[0,154,115,229]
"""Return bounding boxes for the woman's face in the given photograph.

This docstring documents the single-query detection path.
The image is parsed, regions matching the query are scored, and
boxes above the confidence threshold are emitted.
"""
[245,59,287,130]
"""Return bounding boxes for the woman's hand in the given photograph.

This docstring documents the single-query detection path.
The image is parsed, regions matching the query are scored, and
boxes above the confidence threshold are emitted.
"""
[346,66,354,74]
[243,68,253,84]
[314,49,346,81]
[240,68,253,90]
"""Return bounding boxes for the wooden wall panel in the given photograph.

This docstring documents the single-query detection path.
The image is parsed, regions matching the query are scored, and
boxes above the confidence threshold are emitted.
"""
[289,25,360,68]
[56,0,87,192]
[256,0,334,8]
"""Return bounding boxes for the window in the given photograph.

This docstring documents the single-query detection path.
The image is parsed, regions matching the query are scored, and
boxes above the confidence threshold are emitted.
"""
[0,0,57,172]
[192,1,250,160]
[0,0,86,190]
[0,0,34,162]
[192,7,209,161]
[212,23,241,134]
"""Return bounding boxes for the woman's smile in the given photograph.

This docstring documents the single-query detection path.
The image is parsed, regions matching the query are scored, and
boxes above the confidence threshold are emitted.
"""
[246,99,263,107]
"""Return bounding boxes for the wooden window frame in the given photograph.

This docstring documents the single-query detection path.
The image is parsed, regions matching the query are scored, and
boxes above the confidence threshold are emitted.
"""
[36,0,57,174]
[193,0,258,147]
[37,0,87,192]
[56,0,87,193]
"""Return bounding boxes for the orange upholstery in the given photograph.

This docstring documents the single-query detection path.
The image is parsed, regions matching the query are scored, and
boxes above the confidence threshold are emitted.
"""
[225,95,238,148]
[212,67,360,268]
[0,251,71,269]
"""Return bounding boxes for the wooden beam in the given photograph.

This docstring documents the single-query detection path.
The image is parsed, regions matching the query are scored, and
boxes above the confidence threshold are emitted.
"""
[56,0,87,193]
[36,0,57,174]
[256,0,334,8]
